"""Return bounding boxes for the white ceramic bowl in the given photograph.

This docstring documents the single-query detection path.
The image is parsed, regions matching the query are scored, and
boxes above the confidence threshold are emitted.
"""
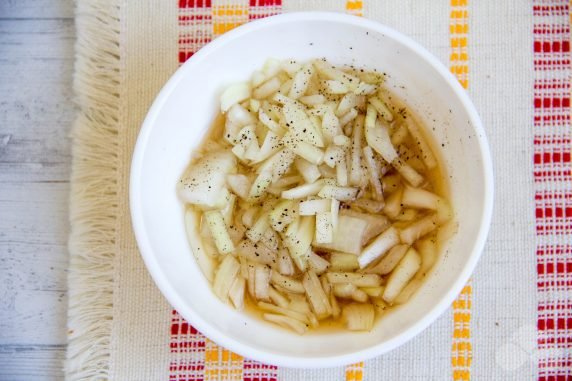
[130,12,493,368]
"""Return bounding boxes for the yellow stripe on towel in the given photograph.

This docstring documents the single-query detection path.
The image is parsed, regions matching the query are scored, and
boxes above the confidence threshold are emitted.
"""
[346,361,365,381]
[345,0,363,17]
[212,1,249,37]
[204,338,244,381]
[449,1,472,380]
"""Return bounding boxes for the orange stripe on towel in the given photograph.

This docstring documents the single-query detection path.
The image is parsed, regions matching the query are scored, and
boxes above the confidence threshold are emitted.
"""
[204,338,244,381]
[345,361,365,381]
[450,0,472,380]
[345,0,363,17]
[212,1,249,37]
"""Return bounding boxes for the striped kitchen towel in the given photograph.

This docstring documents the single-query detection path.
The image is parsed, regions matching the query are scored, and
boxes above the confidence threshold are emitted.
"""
[67,0,571,380]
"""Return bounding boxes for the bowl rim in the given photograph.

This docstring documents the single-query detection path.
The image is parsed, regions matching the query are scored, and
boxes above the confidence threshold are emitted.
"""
[130,11,494,368]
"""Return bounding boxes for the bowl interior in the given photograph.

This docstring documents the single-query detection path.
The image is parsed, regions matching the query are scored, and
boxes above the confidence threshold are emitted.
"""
[131,13,491,367]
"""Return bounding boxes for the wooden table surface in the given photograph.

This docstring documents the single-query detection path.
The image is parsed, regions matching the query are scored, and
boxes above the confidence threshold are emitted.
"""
[0,0,74,379]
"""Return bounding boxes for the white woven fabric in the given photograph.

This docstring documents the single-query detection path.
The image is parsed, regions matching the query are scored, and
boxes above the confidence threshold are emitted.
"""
[67,1,566,380]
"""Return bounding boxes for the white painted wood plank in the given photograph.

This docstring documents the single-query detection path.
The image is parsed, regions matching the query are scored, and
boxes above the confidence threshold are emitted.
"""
[0,0,73,19]
[0,345,65,381]
[0,19,75,182]
[0,183,69,345]
[0,0,75,378]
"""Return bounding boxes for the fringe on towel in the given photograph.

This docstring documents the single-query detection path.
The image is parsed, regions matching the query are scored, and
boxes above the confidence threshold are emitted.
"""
[66,0,120,379]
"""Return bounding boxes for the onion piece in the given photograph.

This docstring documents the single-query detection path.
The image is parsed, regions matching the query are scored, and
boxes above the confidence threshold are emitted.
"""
[253,77,281,99]
[259,109,285,135]
[358,226,400,268]
[268,199,298,232]
[354,81,377,95]
[221,82,251,112]
[363,244,409,275]
[294,158,321,184]
[329,252,359,272]
[313,215,367,255]
[248,170,273,200]
[400,214,439,245]
[323,145,345,168]
[260,228,279,251]
[368,96,393,122]
[204,210,235,255]
[283,137,324,165]
[277,248,295,276]
[322,109,342,143]
[221,193,236,226]
[350,198,385,214]
[336,93,359,116]
[326,272,382,287]
[349,115,366,187]
[416,238,437,275]
[236,240,276,266]
[271,272,305,294]
[282,102,325,147]
[406,118,437,169]
[342,303,375,331]
[263,313,307,334]
[299,199,330,216]
[324,80,350,94]
[289,63,314,99]
[213,255,240,302]
[383,247,421,303]
[361,286,384,298]
[228,276,246,309]
[315,212,333,244]
[299,94,326,106]
[391,123,409,146]
[246,214,270,243]
[338,108,358,127]
[281,180,325,199]
[227,174,252,200]
[308,251,330,274]
[283,216,315,265]
[383,187,404,219]
[268,286,290,308]
[402,186,442,210]
[258,301,309,323]
[254,264,271,301]
[303,270,332,319]
[318,185,358,201]
[362,146,384,201]
[184,208,216,282]
[340,210,389,244]
[331,198,340,232]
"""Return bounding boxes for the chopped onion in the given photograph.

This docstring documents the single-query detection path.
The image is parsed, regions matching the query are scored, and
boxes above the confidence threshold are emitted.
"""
[254,264,271,301]
[263,313,307,334]
[271,272,305,294]
[342,303,375,331]
[181,58,453,334]
[329,252,359,272]
[299,199,330,215]
[213,255,240,301]
[326,272,382,288]
[358,226,400,268]
[228,276,246,309]
[204,210,235,255]
[184,208,216,282]
[313,215,367,255]
[363,244,409,275]
[383,248,421,303]
[221,82,250,112]
[303,270,332,319]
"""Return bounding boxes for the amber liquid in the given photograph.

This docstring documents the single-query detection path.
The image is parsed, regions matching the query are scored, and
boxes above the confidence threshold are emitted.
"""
[192,88,453,333]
